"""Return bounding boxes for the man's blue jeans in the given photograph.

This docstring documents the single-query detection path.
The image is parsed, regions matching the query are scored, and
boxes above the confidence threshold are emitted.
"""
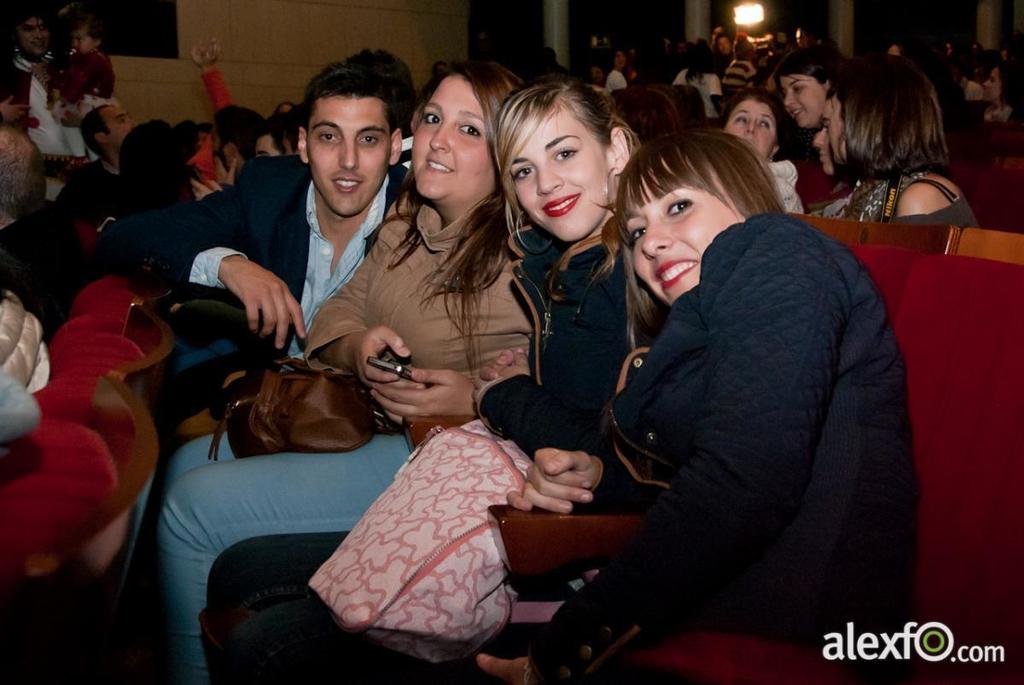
[157,432,411,685]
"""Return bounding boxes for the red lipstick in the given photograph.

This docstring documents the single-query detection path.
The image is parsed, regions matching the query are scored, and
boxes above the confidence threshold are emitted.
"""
[542,194,580,218]
[655,260,697,292]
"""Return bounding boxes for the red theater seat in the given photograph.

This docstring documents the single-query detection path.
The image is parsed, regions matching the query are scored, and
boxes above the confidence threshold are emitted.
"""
[0,419,117,607]
[960,166,1024,234]
[844,245,922,318]
[32,376,99,425]
[68,275,138,323]
[887,254,1024,683]
[48,331,143,379]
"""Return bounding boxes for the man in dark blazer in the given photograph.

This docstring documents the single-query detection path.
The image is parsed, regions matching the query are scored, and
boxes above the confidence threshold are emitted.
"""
[96,59,410,354]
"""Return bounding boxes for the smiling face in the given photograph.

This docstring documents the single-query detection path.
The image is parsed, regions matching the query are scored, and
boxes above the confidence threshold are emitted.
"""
[14,16,50,60]
[626,186,744,304]
[411,75,495,224]
[779,74,829,129]
[298,95,401,228]
[723,98,779,161]
[508,107,628,243]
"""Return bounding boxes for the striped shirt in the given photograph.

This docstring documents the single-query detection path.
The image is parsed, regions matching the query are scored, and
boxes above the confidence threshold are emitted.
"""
[721,60,757,99]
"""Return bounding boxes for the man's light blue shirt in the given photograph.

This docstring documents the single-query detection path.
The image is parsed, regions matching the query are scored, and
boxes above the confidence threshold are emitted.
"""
[189,176,389,357]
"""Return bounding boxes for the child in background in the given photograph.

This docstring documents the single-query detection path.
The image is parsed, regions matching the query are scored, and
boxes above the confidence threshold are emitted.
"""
[55,6,115,123]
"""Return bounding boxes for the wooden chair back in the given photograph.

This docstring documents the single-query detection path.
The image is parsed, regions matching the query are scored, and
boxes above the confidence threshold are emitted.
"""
[115,302,174,412]
[954,226,1024,266]
[794,213,958,254]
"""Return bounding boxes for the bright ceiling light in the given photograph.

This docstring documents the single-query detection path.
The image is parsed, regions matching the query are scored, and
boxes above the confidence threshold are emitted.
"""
[735,3,765,26]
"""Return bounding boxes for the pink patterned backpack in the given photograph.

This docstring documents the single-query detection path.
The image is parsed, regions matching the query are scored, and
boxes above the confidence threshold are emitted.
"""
[308,420,531,662]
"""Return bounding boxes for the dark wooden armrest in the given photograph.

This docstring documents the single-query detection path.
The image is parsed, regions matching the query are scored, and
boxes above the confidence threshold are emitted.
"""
[404,415,475,446]
[125,270,173,301]
[488,505,645,577]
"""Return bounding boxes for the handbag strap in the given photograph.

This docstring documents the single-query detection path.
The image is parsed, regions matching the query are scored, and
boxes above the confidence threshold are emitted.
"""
[207,368,277,460]
[208,390,253,460]
[208,415,228,460]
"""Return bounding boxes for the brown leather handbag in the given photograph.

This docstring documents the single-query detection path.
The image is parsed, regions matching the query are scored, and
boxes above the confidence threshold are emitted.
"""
[208,359,375,459]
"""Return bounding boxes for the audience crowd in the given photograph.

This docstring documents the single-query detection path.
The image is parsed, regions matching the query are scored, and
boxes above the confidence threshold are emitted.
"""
[3,3,1024,684]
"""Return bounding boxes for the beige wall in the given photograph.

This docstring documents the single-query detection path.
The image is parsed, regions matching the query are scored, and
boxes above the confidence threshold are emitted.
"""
[111,0,469,124]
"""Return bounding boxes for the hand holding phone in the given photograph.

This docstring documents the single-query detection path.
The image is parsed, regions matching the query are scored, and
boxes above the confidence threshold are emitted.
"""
[366,356,415,381]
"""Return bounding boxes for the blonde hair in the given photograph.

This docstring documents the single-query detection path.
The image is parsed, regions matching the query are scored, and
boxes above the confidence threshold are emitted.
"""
[616,130,783,340]
[494,76,638,295]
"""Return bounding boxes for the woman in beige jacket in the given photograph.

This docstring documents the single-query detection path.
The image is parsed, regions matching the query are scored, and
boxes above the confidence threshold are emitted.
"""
[307,63,532,418]
[155,62,531,683]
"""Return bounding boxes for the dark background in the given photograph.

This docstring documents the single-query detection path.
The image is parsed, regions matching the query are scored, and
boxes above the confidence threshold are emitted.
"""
[5,1,1016,71]
[471,0,1015,79]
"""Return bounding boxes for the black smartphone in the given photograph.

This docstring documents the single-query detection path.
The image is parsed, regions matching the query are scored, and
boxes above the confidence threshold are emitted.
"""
[366,356,415,380]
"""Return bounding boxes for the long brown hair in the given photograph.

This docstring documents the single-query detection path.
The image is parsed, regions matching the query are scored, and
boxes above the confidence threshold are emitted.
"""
[616,131,782,342]
[388,62,522,361]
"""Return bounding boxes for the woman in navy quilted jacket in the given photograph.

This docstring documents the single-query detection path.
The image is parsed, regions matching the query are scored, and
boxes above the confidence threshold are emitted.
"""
[480,130,917,683]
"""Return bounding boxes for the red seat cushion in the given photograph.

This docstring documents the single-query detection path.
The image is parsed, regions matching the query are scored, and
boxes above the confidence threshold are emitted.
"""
[622,630,863,684]
[850,245,923,321]
[0,419,117,606]
[51,312,125,337]
[894,254,1024,682]
[32,376,98,425]
[68,275,136,322]
[48,330,143,379]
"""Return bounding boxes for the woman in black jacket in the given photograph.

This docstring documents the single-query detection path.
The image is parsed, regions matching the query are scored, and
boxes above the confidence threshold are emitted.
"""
[481,130,916,683]
[476,76,636,457]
